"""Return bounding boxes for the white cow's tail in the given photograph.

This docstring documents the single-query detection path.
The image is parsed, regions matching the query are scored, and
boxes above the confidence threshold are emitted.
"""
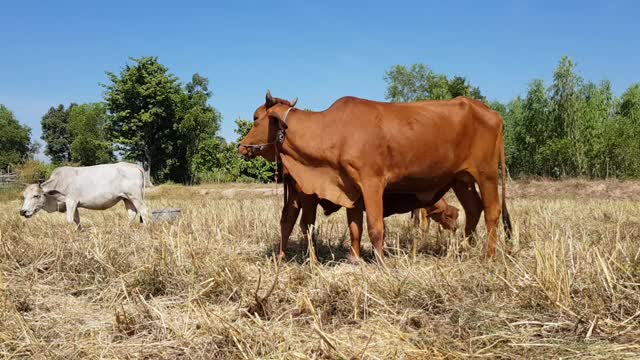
[135,165,146,200]
[137,165,148,225]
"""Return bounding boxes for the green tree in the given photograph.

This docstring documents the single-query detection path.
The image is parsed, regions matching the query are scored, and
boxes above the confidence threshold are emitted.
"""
[502,97,524,174]
[0,105,37,171]
[610,83,640,177]
[180,73,222,181]
[104,57,222,183]
[103,57,183,182]
[384,64,432,102]
[575,81,615,177]
[619,84,640,123]
[68,103,114,166]
[191,118,276,183]
[546,56,582,176]
[41,104,75,163]
[427,73,452,100]
[384,63,484,102]
[515,80,551,176]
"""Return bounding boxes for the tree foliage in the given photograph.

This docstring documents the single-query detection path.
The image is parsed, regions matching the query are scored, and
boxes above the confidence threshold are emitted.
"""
[190,119,276,183]
[68,103,114,166]
[179,73,221,179]
[103,57,221,183]
[0,105,37,171]
[41,104,75,163]
[488,57,640,178]
[384,63,485,102]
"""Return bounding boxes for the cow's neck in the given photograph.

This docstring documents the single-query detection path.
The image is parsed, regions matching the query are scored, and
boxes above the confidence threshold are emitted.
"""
[43,193,66,213]
[277,108,359,208]
[281,110,327,163]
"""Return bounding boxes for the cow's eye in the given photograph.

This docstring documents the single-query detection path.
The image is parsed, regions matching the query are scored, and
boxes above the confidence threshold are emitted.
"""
[33,195,41,199]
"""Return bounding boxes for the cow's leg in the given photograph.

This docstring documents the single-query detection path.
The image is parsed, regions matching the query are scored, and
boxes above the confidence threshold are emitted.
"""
[278,193,301,262]
[347,206,363,263]
[413,210,431,258]
[299,195,319,263]
[452,181,483,246]
[411,209,421,227]
[65,199,81,229]
[360,182,385,263]
[476,174,501,258]
[123,199,138,221]
[129,198,149,225]
[420,208,429,231]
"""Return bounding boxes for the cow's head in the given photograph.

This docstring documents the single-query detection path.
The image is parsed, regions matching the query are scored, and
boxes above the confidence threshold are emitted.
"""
[431,205,460,231]
[239,90,297,161]
[20,184,47,218]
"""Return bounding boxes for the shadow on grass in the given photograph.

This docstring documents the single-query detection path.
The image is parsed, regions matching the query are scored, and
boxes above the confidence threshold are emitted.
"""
[260,229,462,266]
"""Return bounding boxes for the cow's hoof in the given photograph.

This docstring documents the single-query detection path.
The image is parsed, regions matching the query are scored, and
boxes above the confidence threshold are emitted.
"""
[276,252,286,264]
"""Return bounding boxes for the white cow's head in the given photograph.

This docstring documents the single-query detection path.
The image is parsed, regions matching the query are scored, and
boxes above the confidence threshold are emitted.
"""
[20,184,48,218]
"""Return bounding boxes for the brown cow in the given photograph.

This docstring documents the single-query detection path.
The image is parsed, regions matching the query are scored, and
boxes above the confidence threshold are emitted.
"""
[250,94,458,261]
[241,92,511,260]
[411,202,459,231]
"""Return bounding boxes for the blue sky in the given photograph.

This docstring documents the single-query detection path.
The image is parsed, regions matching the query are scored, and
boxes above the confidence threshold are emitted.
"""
[1,0,638,160]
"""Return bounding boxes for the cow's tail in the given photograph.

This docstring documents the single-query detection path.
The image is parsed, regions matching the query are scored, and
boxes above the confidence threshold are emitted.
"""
[500,125,513,239]
[139,166,147,224]
[138,166,146,200]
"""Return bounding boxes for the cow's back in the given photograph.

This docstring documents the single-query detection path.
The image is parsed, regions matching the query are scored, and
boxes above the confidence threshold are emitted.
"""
[46,163,145,202]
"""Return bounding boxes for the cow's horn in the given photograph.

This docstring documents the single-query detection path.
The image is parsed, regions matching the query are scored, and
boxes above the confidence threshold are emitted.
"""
[266,90,274,104]
[290,97,298,107]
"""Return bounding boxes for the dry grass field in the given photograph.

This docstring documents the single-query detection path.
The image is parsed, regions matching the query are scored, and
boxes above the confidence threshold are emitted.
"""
[1,179,640,359]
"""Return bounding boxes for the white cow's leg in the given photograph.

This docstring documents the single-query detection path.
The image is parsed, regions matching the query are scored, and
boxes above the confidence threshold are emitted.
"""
[65,199,81,229]
[129,198,149,225]
[123,199,138,221]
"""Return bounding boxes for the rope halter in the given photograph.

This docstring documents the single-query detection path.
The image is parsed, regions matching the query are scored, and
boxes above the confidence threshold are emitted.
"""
[238,106,295,183]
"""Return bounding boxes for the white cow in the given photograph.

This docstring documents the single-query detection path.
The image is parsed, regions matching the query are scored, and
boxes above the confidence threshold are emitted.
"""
[19,162,149,227]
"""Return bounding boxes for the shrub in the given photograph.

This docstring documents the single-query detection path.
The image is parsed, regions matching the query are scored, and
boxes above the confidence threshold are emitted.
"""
[15,160,50,184]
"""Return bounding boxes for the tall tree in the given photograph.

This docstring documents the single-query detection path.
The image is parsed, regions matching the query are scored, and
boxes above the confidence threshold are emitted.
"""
[575,80,614,177]
[103,57,221,183]
[103,57,184,182]
[68,103,114,166]
[502,97,524,174]
[179,73,222,180]
[0,105,37,171]
[549,56,582,141]
[41,104,75,163]
[515,80,551,176]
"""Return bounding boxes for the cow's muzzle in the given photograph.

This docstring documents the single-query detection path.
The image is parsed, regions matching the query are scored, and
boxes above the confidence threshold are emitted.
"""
[20,209,32,218]
[238,144,264,159]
